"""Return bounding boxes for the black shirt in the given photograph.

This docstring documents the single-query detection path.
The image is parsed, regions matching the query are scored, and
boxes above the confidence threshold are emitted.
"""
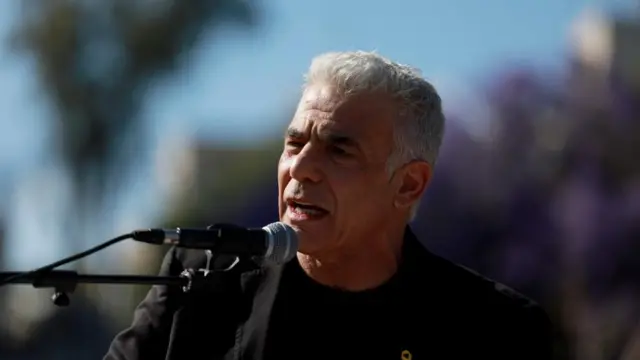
[263,259,408,360]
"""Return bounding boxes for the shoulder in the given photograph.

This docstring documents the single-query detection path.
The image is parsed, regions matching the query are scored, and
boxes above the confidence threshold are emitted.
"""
[432,256,555,357]
[402,230,547,318]
[413,248,550,325]
[452,258,540,308]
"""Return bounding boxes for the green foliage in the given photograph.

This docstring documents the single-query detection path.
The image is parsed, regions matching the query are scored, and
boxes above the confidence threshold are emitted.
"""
[13,0,258,206]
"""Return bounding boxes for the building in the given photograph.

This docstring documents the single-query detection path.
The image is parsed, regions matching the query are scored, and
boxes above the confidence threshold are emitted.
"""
[570,8,640,90]
[154,133,282,227]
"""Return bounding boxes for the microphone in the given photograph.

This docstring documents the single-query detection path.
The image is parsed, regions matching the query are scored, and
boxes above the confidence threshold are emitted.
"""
[132,222,298,264]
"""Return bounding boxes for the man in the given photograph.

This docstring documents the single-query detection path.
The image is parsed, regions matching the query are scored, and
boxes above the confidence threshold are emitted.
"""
[105,51,554,360]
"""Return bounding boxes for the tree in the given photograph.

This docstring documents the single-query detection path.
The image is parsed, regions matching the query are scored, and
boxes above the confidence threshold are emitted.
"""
[414,60,640,359]
[10,0,259,263]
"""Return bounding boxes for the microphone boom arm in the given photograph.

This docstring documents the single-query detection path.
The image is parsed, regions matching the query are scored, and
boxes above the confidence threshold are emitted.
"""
[0,226,266,307]
[0,269,214,307]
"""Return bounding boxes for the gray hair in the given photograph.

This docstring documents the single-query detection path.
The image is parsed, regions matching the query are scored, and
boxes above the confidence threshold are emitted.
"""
[303,51,446,220]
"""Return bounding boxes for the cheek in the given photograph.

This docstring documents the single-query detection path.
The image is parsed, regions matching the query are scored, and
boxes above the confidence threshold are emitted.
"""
[277,161,290,193]
[334,172,390,208]
[331,171,371,201]
[278,152,294,174]
[277,162,289,216]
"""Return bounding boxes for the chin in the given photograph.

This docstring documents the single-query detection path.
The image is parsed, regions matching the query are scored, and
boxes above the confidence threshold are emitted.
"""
[292,228,311,245]
[296,233,334,257]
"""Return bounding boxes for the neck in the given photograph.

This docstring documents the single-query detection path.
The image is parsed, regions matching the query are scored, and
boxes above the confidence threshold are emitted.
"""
[296,227,405,292]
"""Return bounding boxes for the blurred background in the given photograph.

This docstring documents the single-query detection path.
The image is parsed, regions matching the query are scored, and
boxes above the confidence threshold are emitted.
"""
[0,0,638,359]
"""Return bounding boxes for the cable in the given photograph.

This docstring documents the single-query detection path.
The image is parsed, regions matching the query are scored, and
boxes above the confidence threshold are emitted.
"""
[0,233,133,287]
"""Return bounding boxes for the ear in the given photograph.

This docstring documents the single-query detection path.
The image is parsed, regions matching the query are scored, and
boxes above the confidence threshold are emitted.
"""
[392,160,432,210]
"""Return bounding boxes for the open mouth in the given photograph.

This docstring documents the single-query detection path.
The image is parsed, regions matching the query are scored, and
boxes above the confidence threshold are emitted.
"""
[287,200,329,217]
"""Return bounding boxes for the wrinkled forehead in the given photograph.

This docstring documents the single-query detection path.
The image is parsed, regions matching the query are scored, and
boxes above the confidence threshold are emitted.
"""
[297,85,342,112]
[293,85,399,132]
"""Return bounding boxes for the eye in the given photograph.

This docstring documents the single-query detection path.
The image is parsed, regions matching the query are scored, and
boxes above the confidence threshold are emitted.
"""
[285,140,304,153]
[286,140,303,147]
[330,145,349,156]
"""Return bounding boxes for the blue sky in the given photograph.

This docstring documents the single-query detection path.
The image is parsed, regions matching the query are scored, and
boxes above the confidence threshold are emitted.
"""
[0,0,634,268]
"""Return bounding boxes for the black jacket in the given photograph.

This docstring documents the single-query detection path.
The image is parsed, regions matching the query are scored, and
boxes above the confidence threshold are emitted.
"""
[104,227,554,359]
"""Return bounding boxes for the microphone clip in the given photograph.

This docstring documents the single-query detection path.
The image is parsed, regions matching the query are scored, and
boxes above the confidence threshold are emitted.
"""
[178,250,240,294]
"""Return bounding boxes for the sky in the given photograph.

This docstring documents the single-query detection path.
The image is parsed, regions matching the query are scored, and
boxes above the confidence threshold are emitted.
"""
[0,0,635,269]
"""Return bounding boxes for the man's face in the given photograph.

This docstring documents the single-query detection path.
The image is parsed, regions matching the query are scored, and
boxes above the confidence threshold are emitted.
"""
[278,85,401,256]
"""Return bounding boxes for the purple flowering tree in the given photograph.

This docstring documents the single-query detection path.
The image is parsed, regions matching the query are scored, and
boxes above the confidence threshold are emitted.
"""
[414,62,640,359]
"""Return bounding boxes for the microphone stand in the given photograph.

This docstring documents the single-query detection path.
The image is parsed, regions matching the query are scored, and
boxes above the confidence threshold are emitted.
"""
[0,268,220,307]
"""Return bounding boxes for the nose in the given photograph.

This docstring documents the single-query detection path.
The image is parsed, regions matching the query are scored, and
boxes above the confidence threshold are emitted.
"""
[289,145,322,183]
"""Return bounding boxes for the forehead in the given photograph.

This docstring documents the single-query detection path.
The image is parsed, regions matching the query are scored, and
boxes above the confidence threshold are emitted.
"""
[290,85,398,140]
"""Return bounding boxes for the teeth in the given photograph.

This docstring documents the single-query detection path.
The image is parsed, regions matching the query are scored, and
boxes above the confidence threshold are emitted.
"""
[291,201,312,207]
[291,202,324,215]
[293,207,323,215]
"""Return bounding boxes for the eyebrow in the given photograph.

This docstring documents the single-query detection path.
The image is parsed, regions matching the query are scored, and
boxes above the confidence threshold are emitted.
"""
[285,127,361,150]
[285,127,305,140]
